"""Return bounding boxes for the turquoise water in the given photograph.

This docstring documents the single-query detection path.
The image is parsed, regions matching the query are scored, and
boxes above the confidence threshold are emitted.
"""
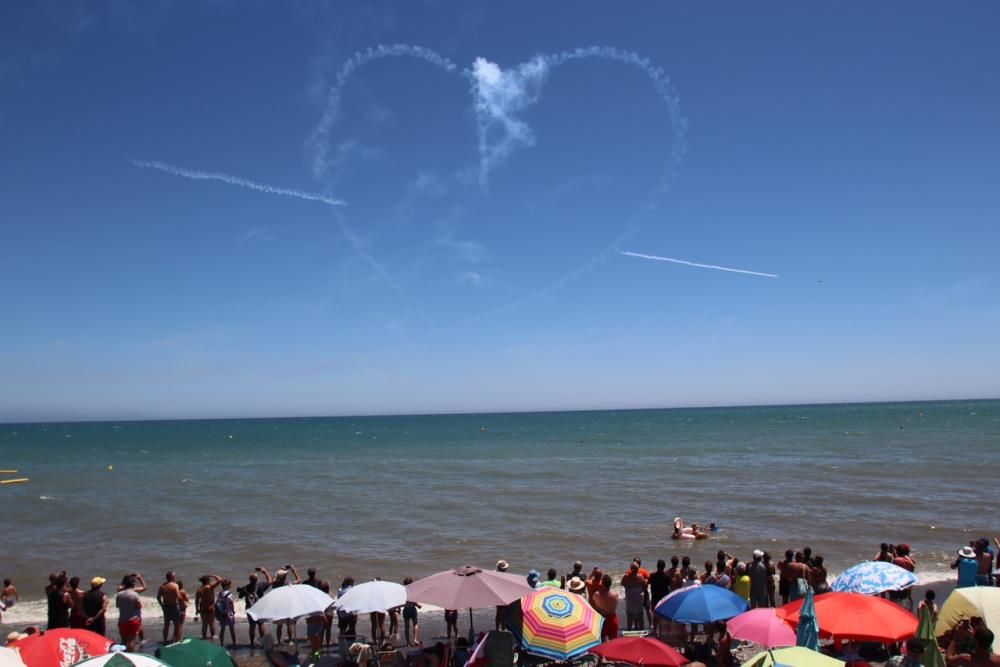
[0,399,997,623]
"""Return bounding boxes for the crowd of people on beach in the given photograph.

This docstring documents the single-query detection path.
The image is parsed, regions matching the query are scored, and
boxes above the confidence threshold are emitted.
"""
[3,536,1000,666]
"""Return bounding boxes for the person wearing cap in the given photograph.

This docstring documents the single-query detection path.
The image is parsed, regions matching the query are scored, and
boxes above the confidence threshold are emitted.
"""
[748,550,770,608]
[83,577,109,637]
[954,546,980,588]
[494,560,511,631]
[526,570,540,589]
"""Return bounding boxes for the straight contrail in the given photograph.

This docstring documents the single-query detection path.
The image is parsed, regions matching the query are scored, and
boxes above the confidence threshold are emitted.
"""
[621,251,779,278]
[132,160,345,207]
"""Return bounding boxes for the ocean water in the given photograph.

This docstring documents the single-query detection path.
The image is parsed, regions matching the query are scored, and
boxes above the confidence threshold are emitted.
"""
[1,400,997,627]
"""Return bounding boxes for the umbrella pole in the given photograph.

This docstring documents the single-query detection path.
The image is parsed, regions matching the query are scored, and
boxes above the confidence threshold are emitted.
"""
[468,607,476,645]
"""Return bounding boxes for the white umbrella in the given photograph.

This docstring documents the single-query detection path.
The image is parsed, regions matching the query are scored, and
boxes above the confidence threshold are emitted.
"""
[247,583,335,622]
[0,647,26,667]
[334,581,407,614]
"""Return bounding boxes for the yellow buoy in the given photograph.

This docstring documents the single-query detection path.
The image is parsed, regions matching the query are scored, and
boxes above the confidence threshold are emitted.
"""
[107,465,114,471]
[0,478,29,485]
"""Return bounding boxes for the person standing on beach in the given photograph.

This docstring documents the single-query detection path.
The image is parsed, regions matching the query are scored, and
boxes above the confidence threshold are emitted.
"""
[401,577,421,646]
[495,560,510,631]
[68,576,88,629]
[303,568,334,644]
[158,571,182,644]
[83,577,108,637]
[238,568,271,649]
[196,574,224,640]
[748,551,770,608]
[954,547,980,588]
[621,561,648,631]
[216,579,237,650]
[592,574,620,642]
[541,568,561,588]
[786,553,811,602]
[272,566,301,643]
[336,577,358,639]
[176,580,190,642]
[116,574,145,652]
[46,574,72,630]
[763,552,777,607]
[666,557,681,591]
[565,561,584,583]
[778,550,794,605]
[649,560,670,638]
[586,568,603,605]
[975,539,995,586]
[891,545,915,609]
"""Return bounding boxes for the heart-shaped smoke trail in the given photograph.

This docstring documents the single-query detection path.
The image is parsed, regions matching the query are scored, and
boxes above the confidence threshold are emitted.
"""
[135,44,688,322]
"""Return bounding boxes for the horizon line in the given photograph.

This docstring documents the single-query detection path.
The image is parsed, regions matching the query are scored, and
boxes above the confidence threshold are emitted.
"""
[1,396,996,426]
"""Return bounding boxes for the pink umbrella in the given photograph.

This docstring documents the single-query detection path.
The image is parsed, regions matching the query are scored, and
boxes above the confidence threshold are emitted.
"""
[727,608,797,648]
[405,565,534,609]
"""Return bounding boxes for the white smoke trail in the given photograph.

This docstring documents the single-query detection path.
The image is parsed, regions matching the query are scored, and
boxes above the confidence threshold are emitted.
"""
[467,46,686,188]
[620,251,779,278]
[132,160,345,207]
[309,44,459,179]
[133,159,428,322]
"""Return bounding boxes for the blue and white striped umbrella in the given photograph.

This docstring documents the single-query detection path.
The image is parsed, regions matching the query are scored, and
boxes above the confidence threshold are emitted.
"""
[830,561,917,595]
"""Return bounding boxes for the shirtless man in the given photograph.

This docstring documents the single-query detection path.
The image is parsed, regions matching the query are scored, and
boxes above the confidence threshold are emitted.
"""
[68,577,87,629]
[157,571,183,643]
[195,575,223,640]
[946,621,1000,666]
[786,552,811,601]
[592,574,620,642]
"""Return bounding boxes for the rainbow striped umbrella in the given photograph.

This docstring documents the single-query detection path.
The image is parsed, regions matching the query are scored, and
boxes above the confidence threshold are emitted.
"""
[507,588,603,661]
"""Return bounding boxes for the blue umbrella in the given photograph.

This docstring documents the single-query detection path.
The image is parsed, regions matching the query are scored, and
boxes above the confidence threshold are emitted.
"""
[796,585,820,651]
[654,584,749,624]
[830,561,917,595]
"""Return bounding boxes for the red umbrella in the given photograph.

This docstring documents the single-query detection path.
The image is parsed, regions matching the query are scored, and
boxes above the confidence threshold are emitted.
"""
[589,637,688,667]
[776,591,917,642]
[12,628,112,667]
[405,565,534,609]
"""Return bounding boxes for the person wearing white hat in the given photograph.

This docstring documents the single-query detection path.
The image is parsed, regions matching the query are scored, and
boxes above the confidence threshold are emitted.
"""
[954,546,979,588]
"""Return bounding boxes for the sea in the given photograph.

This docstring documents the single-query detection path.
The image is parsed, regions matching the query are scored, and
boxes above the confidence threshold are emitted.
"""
[1,399,997,628]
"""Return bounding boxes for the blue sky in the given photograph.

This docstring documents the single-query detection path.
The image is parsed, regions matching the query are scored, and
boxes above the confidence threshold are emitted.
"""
[1,1,998,421]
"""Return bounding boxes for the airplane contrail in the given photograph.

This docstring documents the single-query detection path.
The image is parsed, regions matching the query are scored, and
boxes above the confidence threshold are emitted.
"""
[132,160,346,207]
[621,251,779,278]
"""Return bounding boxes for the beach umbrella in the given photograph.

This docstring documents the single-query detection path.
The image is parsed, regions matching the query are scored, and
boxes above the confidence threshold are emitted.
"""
[506,587,603,661]
[154,638,236,667]
[654,583,749,624]
[11,629,111,667]
[405,565,534,609]
[917,606,945,667]
[830,561,918,595]
[334,580,407,614]
[154,638,235,667]
[246,583,335,622]
[741,646,845,667]
[589,637,688,667]
[777,591,917,642]
[74,654,171,667]
[935,586,1000,650]
[0,648,25,667]
[727,608,796,648]
[795,585,820,651]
